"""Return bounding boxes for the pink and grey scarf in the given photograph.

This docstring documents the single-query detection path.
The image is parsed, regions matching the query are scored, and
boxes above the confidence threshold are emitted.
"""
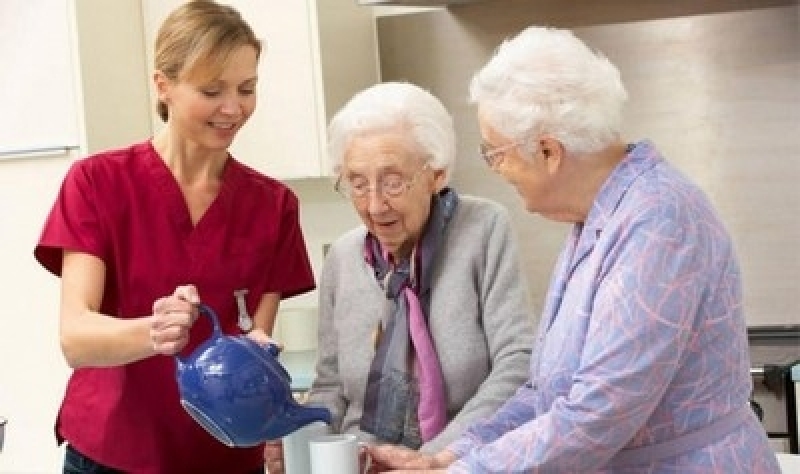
[359,187,458,448]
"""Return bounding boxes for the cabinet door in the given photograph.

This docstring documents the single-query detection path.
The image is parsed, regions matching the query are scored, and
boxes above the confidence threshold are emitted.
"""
[141,0,326,178]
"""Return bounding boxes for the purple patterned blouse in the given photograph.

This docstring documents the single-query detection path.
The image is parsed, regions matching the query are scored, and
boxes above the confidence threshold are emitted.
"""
[446,141,781,473]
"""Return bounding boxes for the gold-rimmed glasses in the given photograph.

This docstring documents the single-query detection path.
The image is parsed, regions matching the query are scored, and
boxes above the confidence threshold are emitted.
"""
[479,141,520,167]
[335,164,430,200]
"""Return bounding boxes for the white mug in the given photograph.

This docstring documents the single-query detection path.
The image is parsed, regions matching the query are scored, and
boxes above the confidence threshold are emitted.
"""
[282,423,319,474]
[308,433,369,474]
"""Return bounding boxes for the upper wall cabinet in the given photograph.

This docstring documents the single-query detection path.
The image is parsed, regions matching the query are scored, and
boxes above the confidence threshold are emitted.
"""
[140,0,380,179]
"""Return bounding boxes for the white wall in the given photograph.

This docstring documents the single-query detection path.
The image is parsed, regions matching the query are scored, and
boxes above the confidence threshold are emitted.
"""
[0,0,151,471]
[279,179,363,312]
[0,154,74,473]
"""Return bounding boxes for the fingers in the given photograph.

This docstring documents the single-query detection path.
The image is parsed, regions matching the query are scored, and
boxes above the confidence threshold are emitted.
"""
[150,285,200,356]
[263,440,283,458]
[365,462,389,474]
[263,440,284,474]
[368,444,413,464]
[149,323,192,355]
[366,462,389,474]
[360,447,383,474]
[246,329,283,350]
[264,458,284,474]
[152,285,199,316]
[367,445,437,470]
[173,284,200,305]
[387,470,445,474]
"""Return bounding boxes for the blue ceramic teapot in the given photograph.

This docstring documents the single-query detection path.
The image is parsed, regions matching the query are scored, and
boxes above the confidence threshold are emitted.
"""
[175,303,331,447]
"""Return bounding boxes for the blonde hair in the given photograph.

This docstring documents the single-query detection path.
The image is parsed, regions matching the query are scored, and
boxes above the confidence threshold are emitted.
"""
[154,0,262,122]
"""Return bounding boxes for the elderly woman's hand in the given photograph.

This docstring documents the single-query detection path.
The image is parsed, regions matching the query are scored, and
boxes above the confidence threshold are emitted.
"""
[263,440,284,474]
[367,445,455,472]
[149,285,199,356]
[386,470,447,474]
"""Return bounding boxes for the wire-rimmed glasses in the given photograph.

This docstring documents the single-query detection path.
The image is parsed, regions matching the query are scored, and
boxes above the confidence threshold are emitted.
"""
[335,165,430,200]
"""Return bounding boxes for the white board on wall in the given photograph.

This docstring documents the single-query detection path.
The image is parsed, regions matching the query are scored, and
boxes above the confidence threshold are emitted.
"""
[0,0,80,156]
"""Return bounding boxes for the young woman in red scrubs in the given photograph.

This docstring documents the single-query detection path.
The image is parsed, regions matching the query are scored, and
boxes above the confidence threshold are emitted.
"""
[34,2,315,473]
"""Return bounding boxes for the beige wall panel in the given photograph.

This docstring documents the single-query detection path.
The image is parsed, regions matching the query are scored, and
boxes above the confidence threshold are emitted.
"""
[377,0,800,326]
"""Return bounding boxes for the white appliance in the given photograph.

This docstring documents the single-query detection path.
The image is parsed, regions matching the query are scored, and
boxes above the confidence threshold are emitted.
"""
[274,307,319,395]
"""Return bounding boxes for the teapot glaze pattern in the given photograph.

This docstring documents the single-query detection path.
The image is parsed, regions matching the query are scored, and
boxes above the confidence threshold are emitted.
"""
[175,303,331,447]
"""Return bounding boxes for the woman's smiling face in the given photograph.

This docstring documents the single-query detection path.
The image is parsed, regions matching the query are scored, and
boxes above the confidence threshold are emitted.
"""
[156,44,259,151]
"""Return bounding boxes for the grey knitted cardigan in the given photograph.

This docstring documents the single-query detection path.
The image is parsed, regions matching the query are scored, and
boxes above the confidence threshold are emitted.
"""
[306,195,535,453]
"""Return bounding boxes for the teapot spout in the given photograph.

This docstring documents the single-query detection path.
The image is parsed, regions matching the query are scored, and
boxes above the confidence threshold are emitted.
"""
[291,404,332,428]
[262,403,332,440]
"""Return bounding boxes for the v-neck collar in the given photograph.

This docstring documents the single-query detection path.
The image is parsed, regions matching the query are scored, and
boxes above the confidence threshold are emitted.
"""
[143,141,240,236]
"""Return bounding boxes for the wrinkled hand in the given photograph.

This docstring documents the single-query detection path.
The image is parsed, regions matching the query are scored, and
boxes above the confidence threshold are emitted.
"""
[263,440,284,474]
[367,445,437,471]
[360,443,383,474]
[150,285,199,356]
[386,469,447,473]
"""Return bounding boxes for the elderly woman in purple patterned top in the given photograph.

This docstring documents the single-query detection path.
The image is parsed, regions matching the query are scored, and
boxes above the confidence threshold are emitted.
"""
[368,26,780,473]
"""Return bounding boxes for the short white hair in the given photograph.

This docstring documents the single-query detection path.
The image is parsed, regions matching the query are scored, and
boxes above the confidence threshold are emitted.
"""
[470,26,628,155]
[327,82,456,182]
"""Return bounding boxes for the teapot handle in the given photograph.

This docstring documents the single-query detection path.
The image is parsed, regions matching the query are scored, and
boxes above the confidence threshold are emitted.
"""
[175,304,281,363]
[174,303,223,366]
[196,303,223,336]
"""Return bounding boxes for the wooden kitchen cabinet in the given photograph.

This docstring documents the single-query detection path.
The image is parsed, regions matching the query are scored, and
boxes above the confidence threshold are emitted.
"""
[140,0,380,179]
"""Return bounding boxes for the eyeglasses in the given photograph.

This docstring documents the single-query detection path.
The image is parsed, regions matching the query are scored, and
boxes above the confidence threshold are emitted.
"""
[479,141,520,167]
[335,165,430,200]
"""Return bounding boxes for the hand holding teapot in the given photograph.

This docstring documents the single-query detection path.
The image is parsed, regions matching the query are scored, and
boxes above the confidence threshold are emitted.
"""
[149,285,200,356]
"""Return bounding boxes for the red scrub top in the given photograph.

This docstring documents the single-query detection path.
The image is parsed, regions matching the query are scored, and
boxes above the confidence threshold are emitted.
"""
[34,141,315,474]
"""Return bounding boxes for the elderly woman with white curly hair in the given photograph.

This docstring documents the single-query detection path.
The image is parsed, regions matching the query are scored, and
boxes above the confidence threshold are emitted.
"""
[368,26,780,473]
[263,81,535,474]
